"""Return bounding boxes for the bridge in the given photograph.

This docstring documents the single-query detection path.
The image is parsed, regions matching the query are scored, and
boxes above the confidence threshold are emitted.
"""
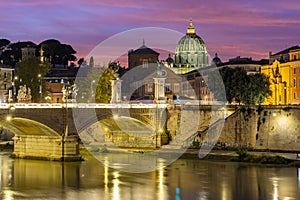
[0,103,231,160]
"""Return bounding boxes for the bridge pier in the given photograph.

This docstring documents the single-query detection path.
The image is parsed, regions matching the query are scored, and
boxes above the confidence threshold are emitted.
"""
[11,135,81,161]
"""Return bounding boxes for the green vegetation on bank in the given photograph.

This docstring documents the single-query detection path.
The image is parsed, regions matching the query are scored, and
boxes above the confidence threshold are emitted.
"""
[0,142,13,151]
[231,149,292,165]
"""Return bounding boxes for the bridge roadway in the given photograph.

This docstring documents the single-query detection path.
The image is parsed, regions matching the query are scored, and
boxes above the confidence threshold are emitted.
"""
[0,103,169,109]
[0,103,175,136]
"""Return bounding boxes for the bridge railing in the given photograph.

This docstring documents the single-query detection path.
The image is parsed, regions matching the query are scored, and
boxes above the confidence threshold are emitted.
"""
[0,103,169,109]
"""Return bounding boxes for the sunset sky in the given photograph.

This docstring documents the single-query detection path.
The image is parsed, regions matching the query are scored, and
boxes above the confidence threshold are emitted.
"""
[1,0,300,62]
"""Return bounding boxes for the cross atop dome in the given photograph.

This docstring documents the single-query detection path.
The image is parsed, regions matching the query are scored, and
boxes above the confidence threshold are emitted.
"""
[187,19,195,35]
[140,39,147,49]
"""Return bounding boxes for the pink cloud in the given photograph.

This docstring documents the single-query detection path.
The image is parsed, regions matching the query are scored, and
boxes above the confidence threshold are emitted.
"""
[0,0,299,63]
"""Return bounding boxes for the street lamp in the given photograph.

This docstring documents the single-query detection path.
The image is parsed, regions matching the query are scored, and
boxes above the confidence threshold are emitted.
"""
[283,81,287,105]
[90,80,96,102]
[38,74,42,103]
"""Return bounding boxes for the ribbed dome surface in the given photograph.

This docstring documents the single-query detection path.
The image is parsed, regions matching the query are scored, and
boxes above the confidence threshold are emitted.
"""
[175,34,206,53]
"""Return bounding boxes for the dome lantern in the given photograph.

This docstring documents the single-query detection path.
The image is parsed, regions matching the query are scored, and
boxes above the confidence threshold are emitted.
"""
[187,20,195,35]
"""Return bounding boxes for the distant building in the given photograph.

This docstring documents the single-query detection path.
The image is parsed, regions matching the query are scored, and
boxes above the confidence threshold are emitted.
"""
[269,45,300,64]
[173,20,209,74]
[127,41,159,70]
[182,68,213,101]
[45,82,64,103]
[212,53,222,66]
[218,56,268,75]
[122,42,183,100]
[261,46,300,105]
[44,67,79,103]
[0,66,14,103]
[21,47,36,61]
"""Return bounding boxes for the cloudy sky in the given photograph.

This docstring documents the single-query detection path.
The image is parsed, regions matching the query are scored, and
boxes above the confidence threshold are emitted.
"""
[1,0,300,62]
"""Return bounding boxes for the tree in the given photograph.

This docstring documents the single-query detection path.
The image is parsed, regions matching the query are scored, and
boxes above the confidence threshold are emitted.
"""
[75,67,103,102]
[231,67,248,104]
[77,58,84,67]
[75,67,115,103]
[37,39,77,67]
[0,41,36,66]
[89,56,94,67]
[95,68,115,103]
[241,73,271,105]
[208,67,271,105]
[207,68,227,102]
[0,39,10,52]
[9,41,37,61]
[15,58,49,102]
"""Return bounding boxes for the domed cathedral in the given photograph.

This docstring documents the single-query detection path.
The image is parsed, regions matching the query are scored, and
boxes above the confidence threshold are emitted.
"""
[174,20,209,74]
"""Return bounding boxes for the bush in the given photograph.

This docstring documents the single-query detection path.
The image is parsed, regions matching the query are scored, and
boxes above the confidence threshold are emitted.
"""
[236,148,250,159]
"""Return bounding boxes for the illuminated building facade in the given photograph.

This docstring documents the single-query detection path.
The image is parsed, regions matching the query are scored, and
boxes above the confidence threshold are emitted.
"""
[261,46,300,105]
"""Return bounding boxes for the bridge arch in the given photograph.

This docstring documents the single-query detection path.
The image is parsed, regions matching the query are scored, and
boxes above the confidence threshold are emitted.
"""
[0,117,60,136]
[78,116,157,148]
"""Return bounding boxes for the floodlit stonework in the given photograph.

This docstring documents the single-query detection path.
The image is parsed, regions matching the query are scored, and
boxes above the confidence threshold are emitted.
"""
[12,135,81,161]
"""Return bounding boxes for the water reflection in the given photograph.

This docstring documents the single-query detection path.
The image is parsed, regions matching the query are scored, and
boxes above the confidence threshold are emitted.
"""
[0,153,299,199]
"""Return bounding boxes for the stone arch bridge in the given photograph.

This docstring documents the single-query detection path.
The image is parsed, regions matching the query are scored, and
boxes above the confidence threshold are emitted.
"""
[0,103,230,150]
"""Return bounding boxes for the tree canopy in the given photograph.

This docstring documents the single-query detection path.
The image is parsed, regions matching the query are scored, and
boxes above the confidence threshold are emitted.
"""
[75,67,115,103]
[0,38,77,67]
[0,40,36,66]
[95,68,115,103]
[208,67,271,105]
[0,39,10,52]
[37,39,77,67]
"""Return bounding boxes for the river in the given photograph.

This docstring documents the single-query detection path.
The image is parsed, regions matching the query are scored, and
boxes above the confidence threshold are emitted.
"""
[0,151,300,200]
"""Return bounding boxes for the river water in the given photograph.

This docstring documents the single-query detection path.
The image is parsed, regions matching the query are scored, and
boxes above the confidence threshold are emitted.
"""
[0,151,300,200]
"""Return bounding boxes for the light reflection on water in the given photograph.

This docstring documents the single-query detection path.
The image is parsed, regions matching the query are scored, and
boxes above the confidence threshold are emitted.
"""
[0,152,299,200]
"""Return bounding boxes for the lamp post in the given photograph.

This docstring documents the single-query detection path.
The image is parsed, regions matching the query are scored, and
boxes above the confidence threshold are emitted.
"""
[283,81,287,105]
[38,74,42,103]
[13,76,18,102]
[90,80,95,103]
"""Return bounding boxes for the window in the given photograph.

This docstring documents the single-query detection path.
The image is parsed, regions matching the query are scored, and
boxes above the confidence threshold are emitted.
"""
[4,72,7,78]
[294,68,296,74]
[294,79,296,87]
[165,83,171,92]
[294,92,297,100]
[146,84,153,93]
[174,83,180,93]
[4,84,6,90]
[142,59,148,68]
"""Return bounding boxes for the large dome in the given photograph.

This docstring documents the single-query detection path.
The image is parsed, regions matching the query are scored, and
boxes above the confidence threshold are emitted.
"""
[176,33,206,52]
[174,20,209,73]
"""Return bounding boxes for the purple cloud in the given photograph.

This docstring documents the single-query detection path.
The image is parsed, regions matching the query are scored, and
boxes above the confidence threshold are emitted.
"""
[0,0,299,62]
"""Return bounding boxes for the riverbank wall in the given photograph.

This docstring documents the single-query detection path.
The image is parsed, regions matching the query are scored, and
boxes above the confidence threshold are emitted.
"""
[203,106,300,152]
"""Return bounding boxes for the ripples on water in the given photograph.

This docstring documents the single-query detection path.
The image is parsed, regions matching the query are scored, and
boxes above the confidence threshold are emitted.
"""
[0,152,299,200]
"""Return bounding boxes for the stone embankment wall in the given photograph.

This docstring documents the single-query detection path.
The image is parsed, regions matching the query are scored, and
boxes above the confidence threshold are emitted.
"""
[216,106,300,151]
